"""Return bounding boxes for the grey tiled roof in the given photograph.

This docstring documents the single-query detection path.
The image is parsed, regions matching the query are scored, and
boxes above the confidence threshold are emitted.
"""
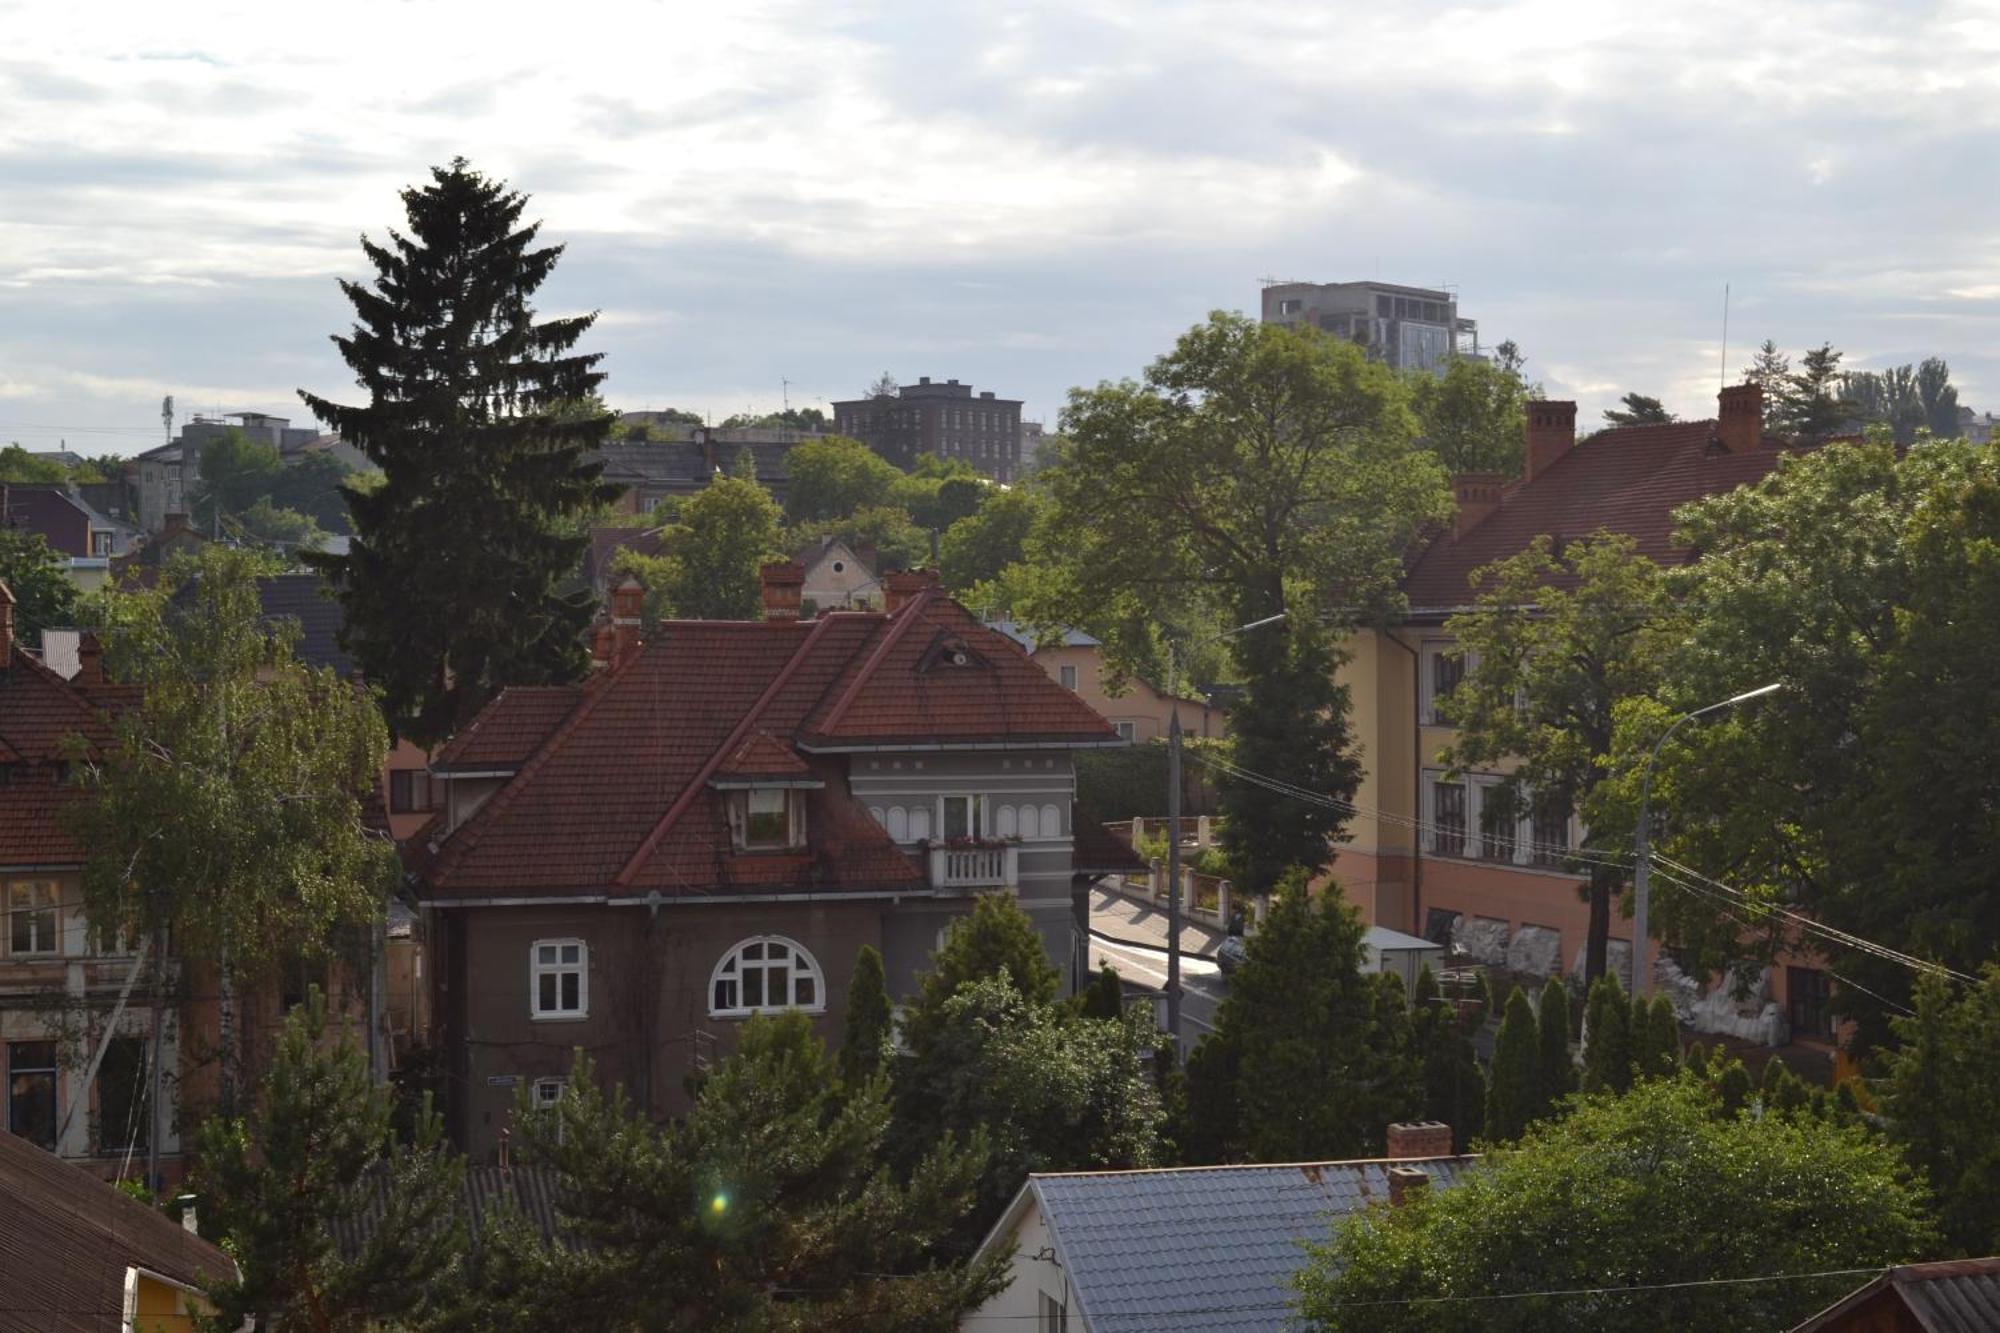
[258,573,353,675]
[1028,1158,1471,1332]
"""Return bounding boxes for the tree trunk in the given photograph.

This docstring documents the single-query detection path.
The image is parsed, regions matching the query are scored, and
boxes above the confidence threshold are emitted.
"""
[1583,868,1612,986]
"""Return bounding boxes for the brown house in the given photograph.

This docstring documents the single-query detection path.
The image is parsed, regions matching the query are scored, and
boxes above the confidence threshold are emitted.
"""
[1786,1258,2000,1332]
[418,570,1134,1158]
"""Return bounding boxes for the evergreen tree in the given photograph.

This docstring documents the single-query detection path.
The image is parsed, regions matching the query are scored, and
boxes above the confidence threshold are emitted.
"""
[1413,965,1485,1152]
[196,987,466,1332]
[301,159,617,745]
[1632,993,1680,1080]
[839,944,893,1087]
[1534,977,1573,1116]
[1885,966,2000,1254]
[904,893,1059,1051]
[1580,974,1632,1095]
[1775,343,1857,445]
[1077,963,1126,1020]
[509,1016,1004,1329]
[1602,392,1675,427]
[1743,339,1791,431]
[1485,986,1541,1141]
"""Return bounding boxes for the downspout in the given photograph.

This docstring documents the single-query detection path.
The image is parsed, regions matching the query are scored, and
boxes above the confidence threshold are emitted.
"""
[643,890,661,1119]
[1381,624,1424,939]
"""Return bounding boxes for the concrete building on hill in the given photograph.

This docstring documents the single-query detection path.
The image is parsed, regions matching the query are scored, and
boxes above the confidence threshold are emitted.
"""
[1260,279,1479,374]
[831,378,1025,481]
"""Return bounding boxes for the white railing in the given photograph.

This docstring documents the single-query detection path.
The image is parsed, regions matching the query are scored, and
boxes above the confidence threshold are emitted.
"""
[928,845,1017,889]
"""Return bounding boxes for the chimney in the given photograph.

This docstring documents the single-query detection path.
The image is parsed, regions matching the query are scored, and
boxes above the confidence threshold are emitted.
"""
[610,574,644,658]
[589,622,617,670]
[0,580,14,665]
[1386,1120,1453,1160]
[1387,1165,1430,1208]
[760,561,805,622]
[1717,382,1763,453]
[695,428,717,475]
[1523,400,1577,483]
[75,631,103,685]
[1451,472,1505,540]
[883,569,938,614]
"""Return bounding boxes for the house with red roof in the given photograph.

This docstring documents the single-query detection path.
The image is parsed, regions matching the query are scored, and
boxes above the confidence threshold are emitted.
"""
[417,567,1138,1158]
[1335,383,1825,1044]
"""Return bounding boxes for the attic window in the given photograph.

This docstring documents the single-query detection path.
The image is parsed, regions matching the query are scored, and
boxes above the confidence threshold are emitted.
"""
[919,632,988,673]
[733,788,804,851]
[831,560,845,573]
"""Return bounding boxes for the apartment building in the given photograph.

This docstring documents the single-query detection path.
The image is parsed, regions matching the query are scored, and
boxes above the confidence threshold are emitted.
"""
[831,378,1025,481]
[1260,279,1479,374]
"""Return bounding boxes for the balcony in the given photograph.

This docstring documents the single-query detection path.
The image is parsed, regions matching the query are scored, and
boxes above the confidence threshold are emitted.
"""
[927,844,1018,890]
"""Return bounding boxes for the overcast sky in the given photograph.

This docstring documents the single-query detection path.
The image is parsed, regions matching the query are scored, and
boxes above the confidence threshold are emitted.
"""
[5,0,2000,455]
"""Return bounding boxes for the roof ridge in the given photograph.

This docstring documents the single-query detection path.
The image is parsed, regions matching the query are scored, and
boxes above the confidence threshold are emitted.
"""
[1027,1152,1478,1179]
[813,585,938,736]
[427,649,636,882]
[611,615,841,890]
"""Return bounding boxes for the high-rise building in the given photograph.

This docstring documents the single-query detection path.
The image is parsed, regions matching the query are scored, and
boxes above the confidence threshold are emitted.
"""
[831,377,1024,481]
[1259,280,1480,374]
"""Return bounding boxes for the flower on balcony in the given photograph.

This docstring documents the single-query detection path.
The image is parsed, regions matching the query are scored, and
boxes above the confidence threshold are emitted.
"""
[927,835,1018,851]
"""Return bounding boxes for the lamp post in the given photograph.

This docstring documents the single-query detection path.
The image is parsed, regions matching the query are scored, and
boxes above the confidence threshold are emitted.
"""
[1632,681,1783,997]
[1165,612,1286,1050]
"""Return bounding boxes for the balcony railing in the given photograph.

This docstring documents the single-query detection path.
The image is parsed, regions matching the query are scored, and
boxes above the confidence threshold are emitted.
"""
[928,844,1017,890]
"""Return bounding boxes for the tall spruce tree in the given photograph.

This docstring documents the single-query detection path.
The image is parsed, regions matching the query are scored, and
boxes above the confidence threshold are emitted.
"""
[839,944,893,1087]
[1535,977,1573,1117]
[1485,986,1541,1141]
[1412,965,1485,1152]
[1580,973,1633,1095]
[301,159,617,745]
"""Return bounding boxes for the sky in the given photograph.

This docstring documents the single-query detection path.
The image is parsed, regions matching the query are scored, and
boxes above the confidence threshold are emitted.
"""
[6,0,2000,455]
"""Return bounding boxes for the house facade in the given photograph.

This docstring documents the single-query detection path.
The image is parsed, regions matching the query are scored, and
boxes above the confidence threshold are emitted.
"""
[1335,385,1817,1044]
[1,483,141,590]
[989,623,1228,743]
[798,537,882,612]
[416,569,1128,1158]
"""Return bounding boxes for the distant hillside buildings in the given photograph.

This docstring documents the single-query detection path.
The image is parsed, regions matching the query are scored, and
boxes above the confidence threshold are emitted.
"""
[832,377,1026,482]
[1260,279,1480,374]
[133,411,362,533]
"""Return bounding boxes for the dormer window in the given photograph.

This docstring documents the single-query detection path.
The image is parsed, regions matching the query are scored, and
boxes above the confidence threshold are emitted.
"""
[918,631,988,674]
[732,788,804,851]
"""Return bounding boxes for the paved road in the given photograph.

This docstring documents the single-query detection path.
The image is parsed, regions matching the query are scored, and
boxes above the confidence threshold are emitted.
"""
[1086,885,1227,1036]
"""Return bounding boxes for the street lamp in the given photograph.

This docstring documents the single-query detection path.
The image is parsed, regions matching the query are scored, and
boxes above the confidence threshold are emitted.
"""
[1631,681,1783,997]
[1164,611,1286,1050]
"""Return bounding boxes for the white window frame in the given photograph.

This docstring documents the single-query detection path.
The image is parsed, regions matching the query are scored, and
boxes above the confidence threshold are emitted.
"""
[1113,721,1136,743]
[7,879,59,957]
[1420,639,1476,726]
[1059,663,1078,691]
[530,938,588,1021]
[939,794,985,841]
[1423,772,1468,857]
[709,935,827,1019]
[531,1077,565,1111]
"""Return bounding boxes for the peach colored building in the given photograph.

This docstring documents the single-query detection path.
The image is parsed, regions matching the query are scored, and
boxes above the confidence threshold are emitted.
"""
[989,623,1227,743]
[1335,384,1829,1048]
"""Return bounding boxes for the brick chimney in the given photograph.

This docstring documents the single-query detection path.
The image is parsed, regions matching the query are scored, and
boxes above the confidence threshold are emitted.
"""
[0,580,14,666]
[760,561,805,622]
[883,569,938,614]
[1718,382,1763,454]
[610,574,644,658]
[1523,400,1578,483]
[588,621,617,670]
[75,631,103,685]
[1452,472,1505,540]
[1387,1165,1431,1208]
[1386,1121,1453,1160]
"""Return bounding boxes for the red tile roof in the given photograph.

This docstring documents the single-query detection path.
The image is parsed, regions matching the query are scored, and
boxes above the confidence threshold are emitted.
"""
[424,593,1119,899]
[433,686,583,770]
[713,731,814,782]
[0,1127,235,1331]
[0,648,133,868]
[1402,421,1790,611]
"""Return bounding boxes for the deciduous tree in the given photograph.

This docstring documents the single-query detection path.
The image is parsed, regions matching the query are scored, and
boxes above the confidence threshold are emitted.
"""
[1883,966,2000,1256]
[1409,355,1529,475]
[0,526,79,643]
[301,158,617,745]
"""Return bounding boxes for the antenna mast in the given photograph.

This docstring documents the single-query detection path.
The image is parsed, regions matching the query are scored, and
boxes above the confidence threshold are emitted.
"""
[161,394,175,444]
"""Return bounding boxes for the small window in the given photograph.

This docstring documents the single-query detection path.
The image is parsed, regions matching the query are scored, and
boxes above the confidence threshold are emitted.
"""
[91,531,113,557]
[741,789,796,850]
[389,769,434,814]
[531,939,587,1019]
[9,1041,57,1150]
[532,1077,565,1111]
[1788,967,1833,1039]
[1059,664,1078,691]
[831,560,845,574]
[710,935,826,1018]
[1114,721,1136,742]
[942,795,983,841]
[8,880,58,956]
[95,1036,148,1155]
[1040,1291,1069,1333]
[1423,641,1469,725]
[1530,797,1573,867]
[1431,780,1466,857]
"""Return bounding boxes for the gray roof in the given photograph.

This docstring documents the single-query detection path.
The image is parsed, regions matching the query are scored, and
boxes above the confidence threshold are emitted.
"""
[257,573,353,675]
[999,1158,1471,1332]
[1790,1259,2000,1332]
[329,1163,565,1259]
[986,620,1100,650]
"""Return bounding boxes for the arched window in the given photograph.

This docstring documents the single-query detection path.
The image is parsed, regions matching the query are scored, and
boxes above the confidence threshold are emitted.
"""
[1018,804,1039,838]
[995,804,1017,838]
[710,936,825,1018]
[1040,804,1062,836]
[887,806,908,841]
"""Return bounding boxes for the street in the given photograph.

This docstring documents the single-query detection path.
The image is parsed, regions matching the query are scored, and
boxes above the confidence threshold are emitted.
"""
[1086,885,1227,1035]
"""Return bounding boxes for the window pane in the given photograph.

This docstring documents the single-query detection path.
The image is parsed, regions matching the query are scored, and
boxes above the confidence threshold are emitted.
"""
[560,973,579,1011]
[767,943,789,961]
[714,978,736,1011]
[97,1037,148,1153]
[560,944,580,965]
[744,969,764,1007]
[796,974,815,1006]
[539,974,557,1012]
[10,1042,57,1150]
[1434,783,1465,857]
[538,945,557,965]
[768,965,788,1001]
[744,942,763,961]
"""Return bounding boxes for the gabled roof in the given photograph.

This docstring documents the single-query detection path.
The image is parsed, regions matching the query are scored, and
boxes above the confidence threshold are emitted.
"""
[1402,420,1788,611]
[0,1127,235,1331]
[0,644,131,867]
[257,573,353,675]
[986,620,1101,650]
[978,1156,1474,1332]
[423,592,1118,899]
[1788,1258,2000,1332]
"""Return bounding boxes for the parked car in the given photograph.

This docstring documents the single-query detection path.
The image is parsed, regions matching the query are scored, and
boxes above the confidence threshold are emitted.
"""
[1216,933,1248,977]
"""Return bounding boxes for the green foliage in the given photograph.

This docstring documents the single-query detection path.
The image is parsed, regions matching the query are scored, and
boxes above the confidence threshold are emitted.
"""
[1077,964,1125,1020]
[1884,966,2000,1255]
[1649,440,2000,1044]
[67,545,397,976]
[1632,993,1680,1081]
[657,473,784,620]
[1296,1074,1937,1332]
[195,987,466,1333]
[0,525,79,643]
[234,496,325,548]
[839,944,893,1089]
[1602,392,1674,427]
[1184,875,1422,1162]
[892,453,986,533]
[1579,973,1631,1096]
[301,159,617,745]
[1535,977,1573,1114]
[782,434,904,524]
[503,1016,1004,1330]
[1774,342,1857,445]
[1743,339,1791,431]
[192,429,283,530]
[1484,986,1540,1142]
[788,502,930,574]
[1408,355,1529,475]
[1411,965,1484,1152]
[1072,738,1223,822]
[904,894,1060,1052]
[1444,532,1681,982]
[939,486,1041,590]
[0,443,72,483]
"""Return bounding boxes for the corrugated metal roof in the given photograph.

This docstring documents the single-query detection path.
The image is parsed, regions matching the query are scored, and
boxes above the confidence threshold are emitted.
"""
[1027,1157,1472,1332]
[328,1163,566,1258]
[1790,1258,2000,1332]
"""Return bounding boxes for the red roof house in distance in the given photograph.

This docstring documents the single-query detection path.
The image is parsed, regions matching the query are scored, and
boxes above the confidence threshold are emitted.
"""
[419,567,1135,1158]
[1336,383,1815,1040]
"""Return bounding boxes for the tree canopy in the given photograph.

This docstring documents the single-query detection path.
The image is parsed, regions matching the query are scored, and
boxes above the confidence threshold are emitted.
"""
[0,525,79,644]
[1602,392,1674,427]
[1408,355,1529,475]
[301,158,616,745]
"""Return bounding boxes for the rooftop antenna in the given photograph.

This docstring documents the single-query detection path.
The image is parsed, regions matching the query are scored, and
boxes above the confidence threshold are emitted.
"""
[1719,283,1731,393]
[781,377,792,414]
